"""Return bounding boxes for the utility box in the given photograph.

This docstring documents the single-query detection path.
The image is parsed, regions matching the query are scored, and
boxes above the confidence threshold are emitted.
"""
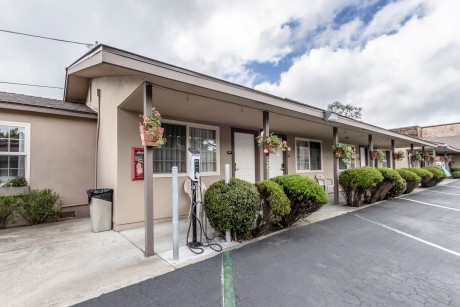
[87,189,113,232]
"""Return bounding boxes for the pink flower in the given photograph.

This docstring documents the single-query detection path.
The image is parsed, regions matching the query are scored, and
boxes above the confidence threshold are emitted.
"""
[283,140,287,145]
[144,116,149,121]
[263,149,269,154]
[157,112,161,117]
[288,147,291,151]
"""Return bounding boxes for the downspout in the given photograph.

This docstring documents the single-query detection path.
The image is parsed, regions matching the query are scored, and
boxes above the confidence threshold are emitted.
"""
[95,89,101,189]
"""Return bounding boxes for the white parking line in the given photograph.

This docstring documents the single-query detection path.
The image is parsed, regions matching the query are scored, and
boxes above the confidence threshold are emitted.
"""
[400,198,460,211]
[353,214,460,257]
[422,189,460,196]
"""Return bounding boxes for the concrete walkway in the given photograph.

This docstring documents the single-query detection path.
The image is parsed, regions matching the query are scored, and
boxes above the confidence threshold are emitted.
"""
[2,181,456,306]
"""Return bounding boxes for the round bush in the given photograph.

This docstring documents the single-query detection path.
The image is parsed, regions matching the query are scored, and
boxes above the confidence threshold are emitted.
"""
[339,167,383,206]
[452,171,460,179]
[0,196,17,229]
[255,180,290,222]
[271,175,328,227]
[386,178,407,199]
[423,166,446,187]
[396,169,420,194]
[204,178,259,240]
[16,189,61,225]
[406,168,433,188]
[366,168,400,203]
[451,167,460,173]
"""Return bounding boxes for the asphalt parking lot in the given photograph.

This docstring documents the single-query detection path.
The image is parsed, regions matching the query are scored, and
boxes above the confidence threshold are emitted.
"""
[78,181,460,307]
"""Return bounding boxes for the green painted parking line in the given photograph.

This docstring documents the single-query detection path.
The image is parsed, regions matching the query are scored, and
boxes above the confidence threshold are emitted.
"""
[223,251,236,307]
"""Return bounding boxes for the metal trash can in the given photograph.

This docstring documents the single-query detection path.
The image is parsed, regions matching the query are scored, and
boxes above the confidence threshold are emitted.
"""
[86,189,113,232]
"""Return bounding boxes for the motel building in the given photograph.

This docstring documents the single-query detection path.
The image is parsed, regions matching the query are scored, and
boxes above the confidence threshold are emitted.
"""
[1,45,458,251]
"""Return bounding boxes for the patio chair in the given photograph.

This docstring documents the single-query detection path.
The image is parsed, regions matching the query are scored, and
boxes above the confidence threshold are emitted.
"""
[315,174,334,193]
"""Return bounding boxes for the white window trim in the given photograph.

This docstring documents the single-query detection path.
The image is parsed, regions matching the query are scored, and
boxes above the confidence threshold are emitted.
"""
[295,137,323,173]
[0,121,31,183]
[152,119,220,178]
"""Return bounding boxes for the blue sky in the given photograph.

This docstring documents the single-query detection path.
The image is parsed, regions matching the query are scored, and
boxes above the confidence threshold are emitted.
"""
[0,0,459,128]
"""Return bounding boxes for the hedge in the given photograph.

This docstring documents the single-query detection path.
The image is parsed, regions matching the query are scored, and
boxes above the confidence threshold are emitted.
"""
[452,171,460,179]
[396,169,421,194]
[204,178,259,240]
[339,167,383,207]
[255,180,290,233]
[406,168,433,188]
[0,196,16,229]
[365,168,401,204]
[423,166,446,187]
[386,178,407,199]
[271,175,328,227]
[15,189,61,225]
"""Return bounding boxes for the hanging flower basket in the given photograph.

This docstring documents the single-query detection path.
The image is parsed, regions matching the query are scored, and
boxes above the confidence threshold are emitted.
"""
[371,151,379,160]
[393,150,405,161]
[424,155,431,161]
[256,132,290,154]
[335,148,345,158]
[139,125,164,147]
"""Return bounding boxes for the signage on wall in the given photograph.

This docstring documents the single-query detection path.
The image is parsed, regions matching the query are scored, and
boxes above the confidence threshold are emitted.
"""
[131,148,144,180]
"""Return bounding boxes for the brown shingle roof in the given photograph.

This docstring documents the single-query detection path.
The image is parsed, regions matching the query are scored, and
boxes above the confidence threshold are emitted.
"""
[0,91,96,116]
[422,136,460,151]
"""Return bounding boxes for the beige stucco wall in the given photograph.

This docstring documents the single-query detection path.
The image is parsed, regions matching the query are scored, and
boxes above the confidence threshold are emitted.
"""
[0,109,96,208]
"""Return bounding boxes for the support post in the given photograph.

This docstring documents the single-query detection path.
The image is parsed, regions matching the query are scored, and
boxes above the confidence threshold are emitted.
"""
[410,144,414,168]
[422,146,425,167]
[368,135,374,167]
[263,111,270,180]
[143,83,154,257]
[391,139,395,169]
[333,127,339,206]
[432,149,436,166]
[172,166,179,260]
[224,163,231,243]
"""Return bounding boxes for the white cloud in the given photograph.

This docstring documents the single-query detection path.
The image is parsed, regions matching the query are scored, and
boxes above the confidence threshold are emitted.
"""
[255,0,460,128]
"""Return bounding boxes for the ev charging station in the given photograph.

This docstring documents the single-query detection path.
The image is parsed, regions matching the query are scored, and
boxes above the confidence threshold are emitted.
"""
[187,148,202,248]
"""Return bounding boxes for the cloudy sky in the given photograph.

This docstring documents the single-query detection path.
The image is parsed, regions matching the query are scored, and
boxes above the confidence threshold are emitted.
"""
[0,0,459,128]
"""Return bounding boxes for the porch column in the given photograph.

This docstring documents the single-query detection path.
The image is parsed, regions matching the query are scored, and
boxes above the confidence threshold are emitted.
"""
[432,149,436,166]
[410,144,414,168]
[263,111,270,180]
[143,83,154,257]
[444,150,448,165]
[391,139,395,169]
[333,127,339,205]
[422,146,425,167]
[368,134,374,167]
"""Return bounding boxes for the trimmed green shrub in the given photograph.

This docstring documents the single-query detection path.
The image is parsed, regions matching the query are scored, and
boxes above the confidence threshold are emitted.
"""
[255,180,290,233]
[365,168,401,204]
[16,189,61,225]
[339,167,383,207]
[0,196,17,229]
[423,166,446,187]
[271,175,328,227]
[204,179,259,240]
[452,171,460,179]
[407,168,433,188]
[451,167,460,173]
[386,178,407,199]
[396,169,420,194]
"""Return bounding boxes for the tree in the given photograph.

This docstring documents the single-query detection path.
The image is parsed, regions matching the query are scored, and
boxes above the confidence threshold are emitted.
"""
[327,101,363,120]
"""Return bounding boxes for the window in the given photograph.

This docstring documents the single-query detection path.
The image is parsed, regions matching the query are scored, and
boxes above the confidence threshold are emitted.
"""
[0,122,30,184]
[296,138,322,171]
[152,121,219,175]
[382,151,391,168]
[338,145,356,170]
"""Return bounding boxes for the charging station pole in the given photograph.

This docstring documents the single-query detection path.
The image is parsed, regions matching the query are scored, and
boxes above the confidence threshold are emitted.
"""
[187,148,202,248]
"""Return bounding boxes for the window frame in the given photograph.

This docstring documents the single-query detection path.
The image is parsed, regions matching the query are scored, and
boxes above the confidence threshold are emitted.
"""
[338,144,356,171]
[0,121,31,183]
[295,137,323,173]
[152,119,220,178]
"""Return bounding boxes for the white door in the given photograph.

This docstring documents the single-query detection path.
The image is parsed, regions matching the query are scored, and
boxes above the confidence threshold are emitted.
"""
[360,147,367,167]
[234,132,256,183]
[269,150,284,178]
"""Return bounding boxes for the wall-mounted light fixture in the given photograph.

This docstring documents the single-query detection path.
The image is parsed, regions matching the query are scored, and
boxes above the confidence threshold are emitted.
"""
[324,111,338,122]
